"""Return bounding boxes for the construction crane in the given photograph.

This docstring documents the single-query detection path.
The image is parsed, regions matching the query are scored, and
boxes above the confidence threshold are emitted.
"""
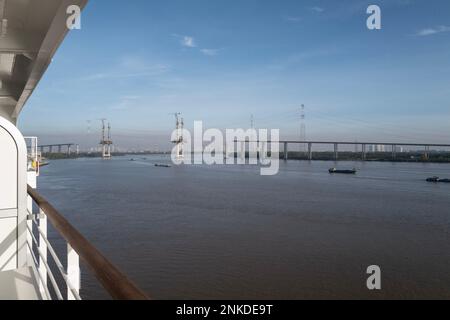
[98,118,113,159]
[170,113,184,159]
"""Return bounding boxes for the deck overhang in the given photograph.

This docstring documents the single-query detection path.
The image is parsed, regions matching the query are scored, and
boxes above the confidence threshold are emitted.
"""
[0,0,88,124]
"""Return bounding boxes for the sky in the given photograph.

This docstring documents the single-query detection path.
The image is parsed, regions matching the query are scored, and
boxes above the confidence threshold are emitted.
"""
[18,0,450,150]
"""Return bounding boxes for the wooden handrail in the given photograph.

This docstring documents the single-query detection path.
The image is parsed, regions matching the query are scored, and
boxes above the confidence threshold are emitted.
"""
[27,185,149,300]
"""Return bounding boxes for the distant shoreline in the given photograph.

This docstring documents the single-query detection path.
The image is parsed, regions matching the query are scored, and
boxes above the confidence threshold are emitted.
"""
[41,151,450,163]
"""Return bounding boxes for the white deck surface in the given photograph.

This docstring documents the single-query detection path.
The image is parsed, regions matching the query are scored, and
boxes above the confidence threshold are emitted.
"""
[0,267,41,300]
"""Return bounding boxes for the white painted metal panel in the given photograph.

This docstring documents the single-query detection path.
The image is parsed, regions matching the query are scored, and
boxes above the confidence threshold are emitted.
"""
[0,123,19,272]
[0,266,41,300]
[0,117,27,272]
[0,126,17,209]
[0,217,17,271]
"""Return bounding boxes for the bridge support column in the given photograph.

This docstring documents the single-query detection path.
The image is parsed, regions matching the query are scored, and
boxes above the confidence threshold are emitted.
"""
[334,143,338,161]
[58,145,62,153]
[240,141,245,163]
[424,146,429,161]
[39,146,44,154]
[68,145,71,155]
[308,143,312,160]
[362,144,366,161]
[49,146,53,153]
[392,145,396,160]
[284,142,288,161]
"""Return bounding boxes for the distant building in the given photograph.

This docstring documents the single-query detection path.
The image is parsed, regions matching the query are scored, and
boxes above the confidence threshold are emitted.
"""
[368,145,385,152]
[395,146,404,153]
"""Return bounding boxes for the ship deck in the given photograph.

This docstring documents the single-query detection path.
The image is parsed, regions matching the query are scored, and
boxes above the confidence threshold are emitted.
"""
[0,267,41,300]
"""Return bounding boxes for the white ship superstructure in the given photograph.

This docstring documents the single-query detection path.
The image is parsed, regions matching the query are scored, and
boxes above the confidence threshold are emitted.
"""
[0,0,147,300]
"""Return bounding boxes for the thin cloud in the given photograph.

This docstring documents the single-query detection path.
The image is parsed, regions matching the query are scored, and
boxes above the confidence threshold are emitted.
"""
[181,36,196,48]
[310,6,324,13]
[200,49,219,56]
[416,25,450,36]
[267,47,341,71]
[172,34,197,48]
[81,56,170,82]
[173,34,219,56]
[284,16,302,23]
[83,64,169,81]
[111,95,141,111]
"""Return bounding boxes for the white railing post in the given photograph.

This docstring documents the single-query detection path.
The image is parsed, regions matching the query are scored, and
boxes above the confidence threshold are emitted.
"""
[67,243,80,300]
[26,137,38,267]
[26,195,34,266]
[38,208,48,299]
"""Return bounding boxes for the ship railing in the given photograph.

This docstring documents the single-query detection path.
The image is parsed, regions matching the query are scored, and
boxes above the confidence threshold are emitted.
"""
[27,185,149,300]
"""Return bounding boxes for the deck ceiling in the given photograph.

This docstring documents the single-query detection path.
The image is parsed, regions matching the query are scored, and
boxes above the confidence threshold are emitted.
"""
[0,0,87,123]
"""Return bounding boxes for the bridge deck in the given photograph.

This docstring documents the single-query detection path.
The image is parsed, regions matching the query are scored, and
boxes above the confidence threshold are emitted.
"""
[240,140,450,148]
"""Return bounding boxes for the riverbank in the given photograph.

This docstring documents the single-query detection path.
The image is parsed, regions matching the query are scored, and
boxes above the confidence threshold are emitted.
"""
[42,151,450,163]
[42,151,170,160]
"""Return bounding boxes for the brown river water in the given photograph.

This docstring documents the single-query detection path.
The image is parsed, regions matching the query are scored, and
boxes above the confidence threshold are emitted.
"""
[38,156,450,299]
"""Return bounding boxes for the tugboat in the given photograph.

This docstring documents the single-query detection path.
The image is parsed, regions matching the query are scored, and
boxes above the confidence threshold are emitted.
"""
[39,160,50,168]
[426,176,450,183]
[329,168,357,174]
[155,163,172,168]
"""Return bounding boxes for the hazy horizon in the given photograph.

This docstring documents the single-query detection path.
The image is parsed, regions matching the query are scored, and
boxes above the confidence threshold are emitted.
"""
[18,0,450,149]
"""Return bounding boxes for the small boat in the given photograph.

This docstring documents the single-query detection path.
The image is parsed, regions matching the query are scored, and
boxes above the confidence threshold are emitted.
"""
[129,158,136,161]
[426,176,450,183]
[39,161,50,167]
[329,168,357,174]
[155,163,171,168]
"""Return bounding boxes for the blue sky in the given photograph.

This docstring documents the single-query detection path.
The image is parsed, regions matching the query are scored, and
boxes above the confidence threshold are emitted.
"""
[18,0,450,149]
